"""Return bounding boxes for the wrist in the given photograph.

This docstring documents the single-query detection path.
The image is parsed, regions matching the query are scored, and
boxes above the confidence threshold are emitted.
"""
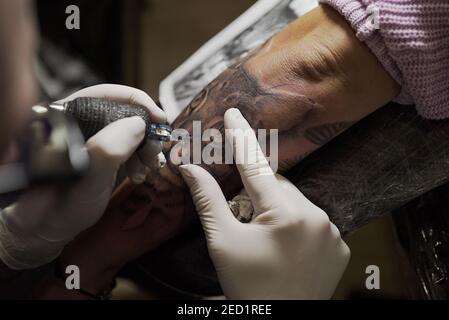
[246,4,399,116]
[315,4,400,108]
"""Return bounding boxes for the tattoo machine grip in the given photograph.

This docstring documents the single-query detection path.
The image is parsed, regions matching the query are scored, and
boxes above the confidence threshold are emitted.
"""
[62,97,154,140]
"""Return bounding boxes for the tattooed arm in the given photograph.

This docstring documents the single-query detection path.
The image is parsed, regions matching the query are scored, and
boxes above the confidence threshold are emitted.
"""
[151,4,399,193]
[39,5,400,297]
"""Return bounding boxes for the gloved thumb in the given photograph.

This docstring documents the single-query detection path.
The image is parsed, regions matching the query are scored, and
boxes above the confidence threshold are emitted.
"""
[179,164,237,240]
[86,116,146,173]
[50,116,148,238]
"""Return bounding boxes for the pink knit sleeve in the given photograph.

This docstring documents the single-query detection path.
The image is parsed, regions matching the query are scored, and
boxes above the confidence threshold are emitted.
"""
[319,0,449,119]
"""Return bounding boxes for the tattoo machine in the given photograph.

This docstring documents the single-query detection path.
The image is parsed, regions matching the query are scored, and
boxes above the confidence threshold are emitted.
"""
[47,97,173,142]
[0,97,172,194]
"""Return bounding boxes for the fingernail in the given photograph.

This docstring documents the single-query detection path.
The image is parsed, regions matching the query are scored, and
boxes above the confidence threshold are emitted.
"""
[132,174,146,184]
[227,108,241,118]
[158,152,167,168]
[179,164,194,179]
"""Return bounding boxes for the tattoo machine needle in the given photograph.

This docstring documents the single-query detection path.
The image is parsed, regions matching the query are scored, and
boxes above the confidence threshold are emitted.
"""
[46,97,173,142]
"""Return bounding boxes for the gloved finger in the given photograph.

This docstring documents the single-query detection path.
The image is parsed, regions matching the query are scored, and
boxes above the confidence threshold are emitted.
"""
[0,187,62,270]
[57,84,167,123]
[66,117,146,233]
[224,108,283,213]
[179,164,237,237]
[137,139,163,166]
[0,186,59,239]
[126,153,149,184]
[86,116,146,172]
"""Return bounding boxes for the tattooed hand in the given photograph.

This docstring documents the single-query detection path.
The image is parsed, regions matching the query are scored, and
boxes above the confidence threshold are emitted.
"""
[51,5,399,294]
[152,4,399,190]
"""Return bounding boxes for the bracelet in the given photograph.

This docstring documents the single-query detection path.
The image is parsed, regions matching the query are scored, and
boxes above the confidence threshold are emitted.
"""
[75,281,116,300]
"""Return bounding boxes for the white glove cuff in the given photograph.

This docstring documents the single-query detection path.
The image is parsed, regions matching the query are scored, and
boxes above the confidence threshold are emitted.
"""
[0,214,62,270]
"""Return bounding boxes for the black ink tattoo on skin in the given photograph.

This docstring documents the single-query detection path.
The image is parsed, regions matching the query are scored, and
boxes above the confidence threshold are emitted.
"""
[121,45,356,225]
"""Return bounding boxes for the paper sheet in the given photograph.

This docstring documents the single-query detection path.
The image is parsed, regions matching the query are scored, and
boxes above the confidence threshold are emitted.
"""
[159,0,318,123]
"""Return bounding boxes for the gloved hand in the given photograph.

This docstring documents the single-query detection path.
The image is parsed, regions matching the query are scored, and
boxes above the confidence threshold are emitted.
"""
[57,84,167,183]
[179,108,350,300]
[0,84,166,270]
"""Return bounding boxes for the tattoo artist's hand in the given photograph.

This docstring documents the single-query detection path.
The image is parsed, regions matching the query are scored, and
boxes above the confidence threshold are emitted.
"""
[58,84,167,184]
[0,84,166,271]
[179,109,350,300]
[53,4,387,293]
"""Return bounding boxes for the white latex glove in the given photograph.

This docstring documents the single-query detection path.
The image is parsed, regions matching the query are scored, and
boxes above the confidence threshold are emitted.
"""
[0,84,166,270]
[58,84,167,183]
[179,108,350,300]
